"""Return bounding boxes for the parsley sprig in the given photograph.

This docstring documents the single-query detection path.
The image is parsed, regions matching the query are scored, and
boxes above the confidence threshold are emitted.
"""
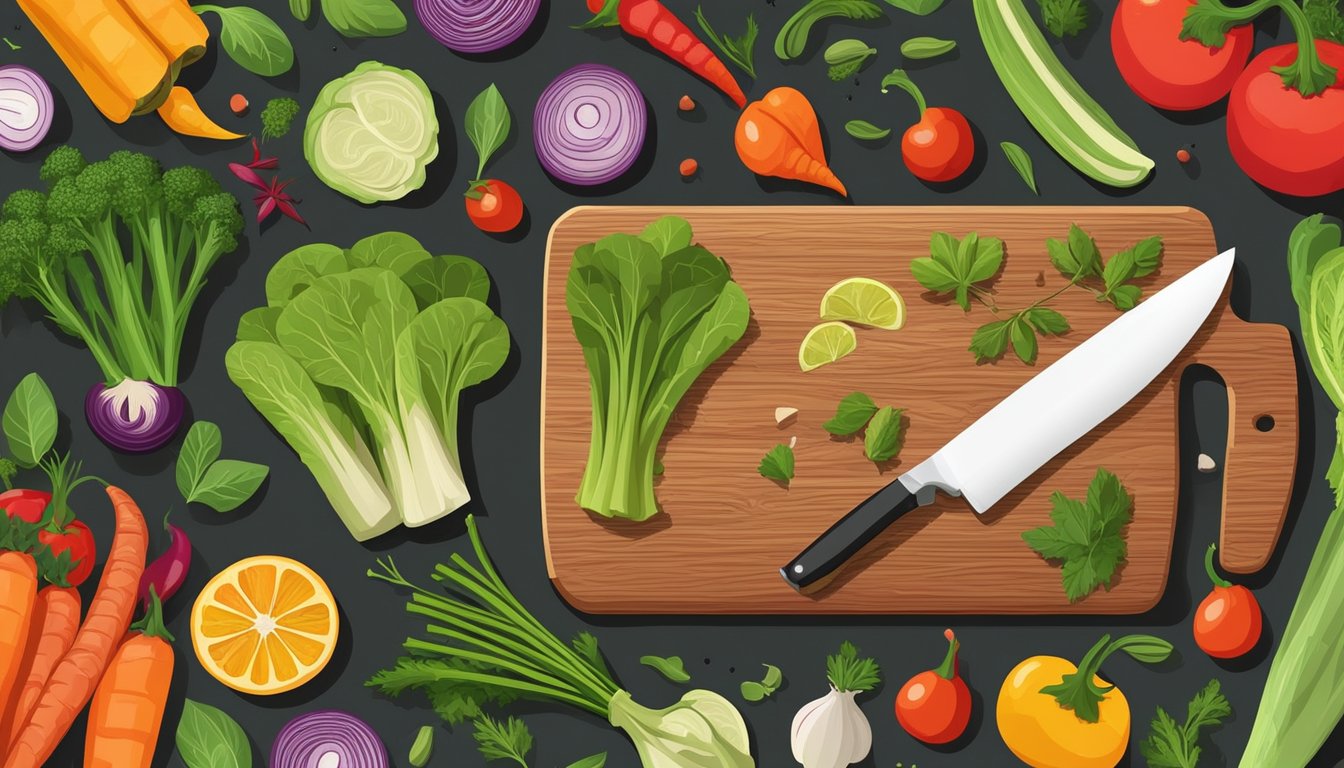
[473,715,534,767]
[1038,0,1089,37]
[911,226,1164,364]
[826,641,881,693]
[1140,680,1232,768]
[1022,467,1133,602]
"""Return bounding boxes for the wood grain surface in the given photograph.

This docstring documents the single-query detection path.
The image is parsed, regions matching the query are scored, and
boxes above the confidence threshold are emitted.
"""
[540,207,1298,614]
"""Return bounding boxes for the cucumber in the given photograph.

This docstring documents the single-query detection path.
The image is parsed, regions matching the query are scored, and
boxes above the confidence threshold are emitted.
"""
[973,0,1154,188]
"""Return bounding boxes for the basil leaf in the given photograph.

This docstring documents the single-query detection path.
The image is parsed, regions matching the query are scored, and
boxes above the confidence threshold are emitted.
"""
[321,0,407,37]
[885,0,946,14]
[640,655,691,683]
[845,119,891,141]
[901,36,957,59]
[824,392,878,435]
[176,699,253,768]
[1001,141,1039,194]
[466,84,511,180]
[565,755,607,768]
[189,460,269,512]
[192,5,294,77]
[864,406,906,462]
[3,373,57,468]
[177,421,223,501]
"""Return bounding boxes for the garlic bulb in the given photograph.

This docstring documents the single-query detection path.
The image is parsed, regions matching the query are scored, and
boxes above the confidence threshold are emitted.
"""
[790,686,873,768]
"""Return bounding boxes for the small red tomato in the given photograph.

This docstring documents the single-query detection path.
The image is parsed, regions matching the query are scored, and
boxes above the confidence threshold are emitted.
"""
[896,629,972,745]
[1194,543,1262,659]
[902,107,974,182]
[1111,0,1253,111]
[0,488,97,586]
[464,180,524,234]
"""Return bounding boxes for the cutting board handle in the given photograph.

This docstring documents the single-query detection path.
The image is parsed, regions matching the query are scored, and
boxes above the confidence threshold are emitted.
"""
[1186,300,1299,574]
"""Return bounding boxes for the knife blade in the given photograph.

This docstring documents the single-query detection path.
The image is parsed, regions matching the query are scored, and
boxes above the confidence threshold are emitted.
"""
[782,247,1236,592]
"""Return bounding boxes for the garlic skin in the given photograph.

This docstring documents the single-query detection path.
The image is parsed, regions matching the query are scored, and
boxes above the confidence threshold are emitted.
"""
[790,687,873,768]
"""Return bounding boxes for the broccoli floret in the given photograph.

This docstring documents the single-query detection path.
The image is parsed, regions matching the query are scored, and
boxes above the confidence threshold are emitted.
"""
[190,192,244,255]
[261,97,301,140]
[2,190,47,221]
[162,166,223,219]
[44,175,109,224]
[39,146,86,185]
[104,151,164,218]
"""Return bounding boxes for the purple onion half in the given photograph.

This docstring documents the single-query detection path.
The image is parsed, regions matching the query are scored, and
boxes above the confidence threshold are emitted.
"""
[85,379,185,453]
[534,63,647,187]
[271,710,389,768]
[0,65,54,153]
[414,0,541,53]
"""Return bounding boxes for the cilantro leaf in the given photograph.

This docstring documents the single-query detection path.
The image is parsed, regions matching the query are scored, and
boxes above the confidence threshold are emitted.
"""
[824,392,878,435]
[473,715,533,766]
[826,641,881,693]
[864,406,905,462]
[758,444,795,483]
[911,231,1004,311]
[1039,0,1088,37]
[970,319,1012,363]
[1140,680,1231,768]
[1022,467,1133,602]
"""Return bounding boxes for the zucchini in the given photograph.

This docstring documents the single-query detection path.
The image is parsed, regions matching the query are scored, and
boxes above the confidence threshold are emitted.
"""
[973,0,1154,188]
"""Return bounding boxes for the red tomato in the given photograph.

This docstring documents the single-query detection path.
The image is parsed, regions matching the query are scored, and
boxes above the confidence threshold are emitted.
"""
[465,180,524,234]
[895,629,972,745]
[0,488,96,586]
[902,107,974,183]
[1111,0,1253,111]
[1227,41,1344,196]
[1194,543,1262,659]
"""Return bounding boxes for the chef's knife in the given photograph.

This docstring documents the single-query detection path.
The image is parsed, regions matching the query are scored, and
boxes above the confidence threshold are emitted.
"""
[782,248,1236,592]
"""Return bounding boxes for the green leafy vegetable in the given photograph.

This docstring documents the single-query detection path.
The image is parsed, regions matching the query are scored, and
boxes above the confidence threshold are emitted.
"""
[192,5,294,76]
[824,392,878,435]
[368,516,754,767]
[901,36,957,58]
[776,0,885,61]
[1022,467,1133,602]
[1140,680,1232,768]
[3,373,57,469]
[910,231,1005,311]
[176,421,268,512]
[316,0,407,37]
[695,7,759,78]
[885,0,946,14]
[474,715,533,766]
[1000,141,1038,194]
[845,120,891,140]
[565,755,607,768]
[466,84,511,183]
[864,406,905,462]
[569,217,751,521]
[825,39,878,81]
[1037,0,1089,37]
[827,641,881,693]
[641,655,692,683]
[175,699,253,768]
[1305,0,1344,43]
[759,444,796,483]
[261,97,301,140]
[1041,634,1172,723]
[226,234,508,540]
[305,62,438,203]
[741,664,783,702]
[409,725,434,768]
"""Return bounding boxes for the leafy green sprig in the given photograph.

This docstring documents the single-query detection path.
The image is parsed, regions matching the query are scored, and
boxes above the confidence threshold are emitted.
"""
[1140,680,1232,768]
[826,641,881,693]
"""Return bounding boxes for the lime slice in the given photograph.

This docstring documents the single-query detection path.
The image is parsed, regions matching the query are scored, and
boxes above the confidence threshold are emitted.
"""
[799,322,858,372]
[820,277,906,329]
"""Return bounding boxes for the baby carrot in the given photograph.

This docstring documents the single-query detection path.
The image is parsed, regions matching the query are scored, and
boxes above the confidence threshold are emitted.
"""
[2,585,81,746]
[0,551,38,735]
[84,589,174,768]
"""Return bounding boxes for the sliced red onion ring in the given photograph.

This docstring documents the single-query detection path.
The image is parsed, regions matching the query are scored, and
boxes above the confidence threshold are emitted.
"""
[534,63,647,186]
[271,710,389,768]
[85,379,185,453]
[415,0,541,53]
[0,65,54,153]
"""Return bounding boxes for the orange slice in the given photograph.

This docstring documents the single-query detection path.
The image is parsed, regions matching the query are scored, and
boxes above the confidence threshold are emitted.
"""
[190,555,338,695]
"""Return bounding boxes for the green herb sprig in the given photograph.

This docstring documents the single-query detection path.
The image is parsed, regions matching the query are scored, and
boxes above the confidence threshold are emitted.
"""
[695,7,759,78]
[827,641,881,693]
[473,715,533,767]
[1038,0,1089,37]
[1140,680,1232,768]
[759,444,796,483]
[1022,467,1133,602]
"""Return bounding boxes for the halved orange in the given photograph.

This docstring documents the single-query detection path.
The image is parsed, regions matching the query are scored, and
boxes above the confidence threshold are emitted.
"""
[190,555,339,695]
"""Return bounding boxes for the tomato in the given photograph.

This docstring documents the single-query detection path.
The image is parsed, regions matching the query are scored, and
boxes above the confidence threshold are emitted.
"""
[0,488,96,586]
[465,180,524,234]
[1227,41,1344,196]
[902,107,974,183]
[1194,543,1261,659]
[895,629,972,745]
[1111,0,1253,111]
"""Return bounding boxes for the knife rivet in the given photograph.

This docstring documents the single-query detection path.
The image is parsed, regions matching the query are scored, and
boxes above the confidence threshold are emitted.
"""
[793,565,804,574]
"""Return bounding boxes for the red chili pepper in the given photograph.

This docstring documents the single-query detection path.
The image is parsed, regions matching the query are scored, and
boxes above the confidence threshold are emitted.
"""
[137,512,191,611]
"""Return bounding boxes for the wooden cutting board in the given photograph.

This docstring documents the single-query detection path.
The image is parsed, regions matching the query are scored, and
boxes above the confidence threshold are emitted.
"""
[539,207,1298,614]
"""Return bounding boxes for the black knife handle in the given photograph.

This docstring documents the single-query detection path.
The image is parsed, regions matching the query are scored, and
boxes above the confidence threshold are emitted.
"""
[781,482,923,593]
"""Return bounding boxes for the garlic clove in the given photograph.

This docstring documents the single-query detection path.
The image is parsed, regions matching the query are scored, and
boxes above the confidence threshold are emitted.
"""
[776,406,799,426]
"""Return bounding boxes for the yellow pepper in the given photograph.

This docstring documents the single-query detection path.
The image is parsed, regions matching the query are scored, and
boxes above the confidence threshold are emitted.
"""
[996,634,1173,768]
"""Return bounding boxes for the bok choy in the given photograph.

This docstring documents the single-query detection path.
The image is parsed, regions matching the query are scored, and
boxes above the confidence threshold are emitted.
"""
[367,516,755,767]
[225,233,508,540]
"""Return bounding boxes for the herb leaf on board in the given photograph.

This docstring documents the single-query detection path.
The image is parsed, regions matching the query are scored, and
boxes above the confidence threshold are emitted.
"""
[1022,468,1134,602]
[192,5,294,76]
[910,231,1005,310]
[473,715,533,766]
[175,699,253,768]
[640,655,692,683]
[1000,141,1039,194]
[901,36,957,59]
[758,444,796,483]
[845,120,892,140]
[864,406,905,462]
[466,84,512,181]
[827,641,881,693]
[695,7,759,78]
[3,373,57,469]
[824,392,879,435]
[1140,679,1232,768]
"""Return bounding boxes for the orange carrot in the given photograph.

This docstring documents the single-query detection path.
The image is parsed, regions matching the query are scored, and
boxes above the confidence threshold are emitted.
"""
[735,87,848,196]
[84,590,174,768]
[4,486,148,768]
[2,585,81,747]
[0,552,38,736]
[156,86,246,140]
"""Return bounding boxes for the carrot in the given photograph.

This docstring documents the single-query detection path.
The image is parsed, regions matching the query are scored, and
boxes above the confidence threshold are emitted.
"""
[735,87,848,196]
[584,0,747,108]
[4,486,148,768]
[0,552,38,736]
[1,586,80,747]
[84,590,174,768]
[156,86,246,140]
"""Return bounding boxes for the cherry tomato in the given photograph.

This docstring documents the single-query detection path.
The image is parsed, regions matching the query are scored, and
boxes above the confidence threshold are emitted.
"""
[465,180,524,234]
[1111,0,1253,111]
[902,107,974,183]
[0,488,97,586]
[1194,543,1262,659]
[1227,40,1344,196]
[896,629,972,744]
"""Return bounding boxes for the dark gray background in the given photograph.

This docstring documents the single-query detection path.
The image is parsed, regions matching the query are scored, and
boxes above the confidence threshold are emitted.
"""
[1,0,1341,765]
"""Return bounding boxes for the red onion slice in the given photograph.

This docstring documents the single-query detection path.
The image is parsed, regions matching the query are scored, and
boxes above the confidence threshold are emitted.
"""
[534,63,647,186]
[414,0,541,53]
[0,65,53,152]
[270,710,389,768]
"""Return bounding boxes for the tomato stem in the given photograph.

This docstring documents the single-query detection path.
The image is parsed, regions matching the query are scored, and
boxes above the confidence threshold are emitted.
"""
[1205,542,1233,588]
[881,69,927,118]
[38,453,95,531]
[934,628,960,680]
[1182,0,1336,96]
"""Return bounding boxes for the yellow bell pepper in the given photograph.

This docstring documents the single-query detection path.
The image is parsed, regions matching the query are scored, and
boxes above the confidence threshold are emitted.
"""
[996,634,1173,768]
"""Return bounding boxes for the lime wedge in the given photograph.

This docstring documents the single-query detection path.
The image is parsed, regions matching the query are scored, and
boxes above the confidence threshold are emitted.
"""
[820,277,906,329]
[799,322,858,371]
